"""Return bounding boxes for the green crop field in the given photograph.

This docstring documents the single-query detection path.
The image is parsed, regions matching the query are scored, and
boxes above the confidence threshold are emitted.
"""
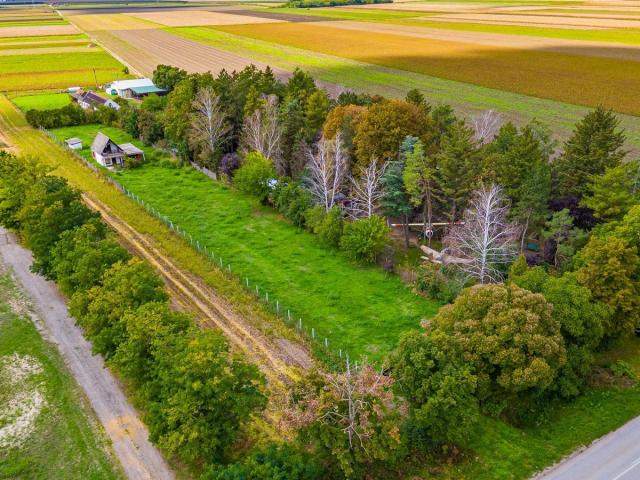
[50,123,440,362]
[0,34,87,43]
[0,272,121,480]
[11,92,71,111]
[0,50,131,92]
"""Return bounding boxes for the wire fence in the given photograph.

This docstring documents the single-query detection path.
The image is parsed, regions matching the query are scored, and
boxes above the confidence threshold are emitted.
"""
[41,127,356,370]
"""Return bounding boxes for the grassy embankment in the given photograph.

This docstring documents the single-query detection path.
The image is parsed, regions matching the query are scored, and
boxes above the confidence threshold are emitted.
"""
[51,123,439,362]
[10,103,640,480]
[167,26,640,149]
[213,22,640,116]
[0,271,122,479]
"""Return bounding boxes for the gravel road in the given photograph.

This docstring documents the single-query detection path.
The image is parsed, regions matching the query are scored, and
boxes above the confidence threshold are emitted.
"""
[0,227,174,480]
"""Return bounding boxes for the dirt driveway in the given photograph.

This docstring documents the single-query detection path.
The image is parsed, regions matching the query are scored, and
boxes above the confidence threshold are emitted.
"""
[0,227,174,480]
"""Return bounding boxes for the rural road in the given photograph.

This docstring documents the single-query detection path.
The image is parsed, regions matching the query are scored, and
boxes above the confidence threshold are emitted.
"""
[537,415,640,480]
[0,227,174,480]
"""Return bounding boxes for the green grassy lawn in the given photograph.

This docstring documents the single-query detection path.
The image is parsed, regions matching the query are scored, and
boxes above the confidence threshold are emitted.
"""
[11,92,71,111]
[49,124,440,362]
[0,272,122,480]
[167,26,640,151]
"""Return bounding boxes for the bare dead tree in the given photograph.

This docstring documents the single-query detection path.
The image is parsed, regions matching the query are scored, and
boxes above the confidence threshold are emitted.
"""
[444,184,521,284]
[472,109,502,144]
[241,94,283,167]
[348,158,387,219]
[190,86,230,159]
[305,134,347,212]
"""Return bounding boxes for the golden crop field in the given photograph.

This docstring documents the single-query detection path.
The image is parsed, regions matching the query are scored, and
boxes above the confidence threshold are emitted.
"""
[216,22,640,116]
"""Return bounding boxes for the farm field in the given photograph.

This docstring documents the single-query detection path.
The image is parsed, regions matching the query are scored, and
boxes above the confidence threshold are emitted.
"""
[167,25,640,148]
[11,92,72,111]
[214,22,640,116]
[0,267,121,479]
[49,122,441,362]
[0,6,131,93]
[55,2,640,147]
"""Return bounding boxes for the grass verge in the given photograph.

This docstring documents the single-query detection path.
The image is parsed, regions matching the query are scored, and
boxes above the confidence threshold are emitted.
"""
[0,269,122,479]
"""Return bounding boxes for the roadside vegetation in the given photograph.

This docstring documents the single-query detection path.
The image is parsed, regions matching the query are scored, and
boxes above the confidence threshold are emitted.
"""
[0,269,121,480]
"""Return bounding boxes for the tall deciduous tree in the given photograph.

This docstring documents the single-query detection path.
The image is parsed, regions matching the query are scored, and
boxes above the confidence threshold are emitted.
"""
[390,330,479,450]
[190,86,230,167]
[295,364,405,479]
[444,184,521,284]
[435,283,566,416]
[305,134,347,212]
[554,107,627,199]
[472,109,502,144]
[348,158,387,219]
[241,94,283,169]
[353,99,434,167]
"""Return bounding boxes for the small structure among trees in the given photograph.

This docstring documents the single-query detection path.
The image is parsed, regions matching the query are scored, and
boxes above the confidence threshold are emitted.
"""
[91,132,145,168]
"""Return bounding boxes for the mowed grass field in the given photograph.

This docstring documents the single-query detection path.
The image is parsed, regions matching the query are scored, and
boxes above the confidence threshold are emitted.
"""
[49,123,440,362]
[0,272,122,479]
[11,92,71,111]
[214,22,640,116]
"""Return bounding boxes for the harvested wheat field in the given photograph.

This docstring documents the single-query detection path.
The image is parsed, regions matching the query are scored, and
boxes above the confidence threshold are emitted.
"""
[66,13,159,32]
[216,22,640,115]
[101,28,288,77]
[0,25,78,38]
[313,19,640,61]
[126,10,286,27]
[429,12,640,28]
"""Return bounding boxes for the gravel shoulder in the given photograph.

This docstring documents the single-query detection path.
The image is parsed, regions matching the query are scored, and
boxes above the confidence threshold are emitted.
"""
[0,227,174,480]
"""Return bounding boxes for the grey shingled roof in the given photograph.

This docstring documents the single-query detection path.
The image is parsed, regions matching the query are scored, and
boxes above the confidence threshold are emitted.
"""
[91,132,110,154]
[120,143,144,156]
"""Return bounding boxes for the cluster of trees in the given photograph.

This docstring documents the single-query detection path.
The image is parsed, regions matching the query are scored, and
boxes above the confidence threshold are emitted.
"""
[25,101,122,129]
[285,0,391,7]
[0,152,267,473]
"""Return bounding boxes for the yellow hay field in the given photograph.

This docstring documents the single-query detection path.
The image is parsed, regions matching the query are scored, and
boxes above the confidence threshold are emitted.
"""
[65,13,160,32]
[0,25,78,38]
[125,10,286,27]
[430,12,640,28]
[313,20,640,62]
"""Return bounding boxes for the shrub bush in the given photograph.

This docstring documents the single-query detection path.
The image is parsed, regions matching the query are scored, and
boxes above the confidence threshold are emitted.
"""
[340,215,389,263]
[272,182,312,227]
[233,151,277,202]
[414,263,464,303]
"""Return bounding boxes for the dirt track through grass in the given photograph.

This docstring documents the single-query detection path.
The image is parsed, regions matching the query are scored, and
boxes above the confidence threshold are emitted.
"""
[82,195,313,387]
[0,96,313,405]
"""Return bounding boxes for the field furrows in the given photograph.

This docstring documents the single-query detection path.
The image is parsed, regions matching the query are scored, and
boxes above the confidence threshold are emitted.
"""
[315,20,640,62]
[82,194,313,389]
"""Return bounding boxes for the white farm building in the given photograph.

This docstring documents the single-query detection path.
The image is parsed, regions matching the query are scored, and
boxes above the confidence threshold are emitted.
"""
[105,78,166,99]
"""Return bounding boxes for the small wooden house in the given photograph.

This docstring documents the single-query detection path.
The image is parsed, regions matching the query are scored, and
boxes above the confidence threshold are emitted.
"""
[91,132,145,168]
[72,90,120,111]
